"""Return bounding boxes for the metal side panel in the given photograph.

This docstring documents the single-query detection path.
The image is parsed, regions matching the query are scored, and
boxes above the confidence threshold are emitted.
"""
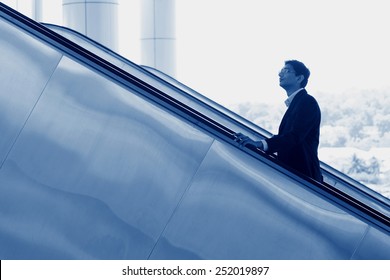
[0,56,214,259]
[351,227,390,259]
[0,18,62,164]
[149,141,379,260]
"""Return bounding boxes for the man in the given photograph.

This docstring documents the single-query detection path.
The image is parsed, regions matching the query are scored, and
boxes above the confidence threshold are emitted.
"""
[235,60,322,182]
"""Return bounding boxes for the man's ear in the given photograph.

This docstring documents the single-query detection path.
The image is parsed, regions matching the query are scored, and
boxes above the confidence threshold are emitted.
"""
[296,74,304,84]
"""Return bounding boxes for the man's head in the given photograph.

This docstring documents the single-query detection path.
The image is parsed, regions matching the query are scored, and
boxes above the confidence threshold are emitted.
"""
[279,60,310,90]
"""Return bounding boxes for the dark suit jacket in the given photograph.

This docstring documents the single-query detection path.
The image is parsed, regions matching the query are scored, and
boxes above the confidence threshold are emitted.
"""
[265,89,322,181]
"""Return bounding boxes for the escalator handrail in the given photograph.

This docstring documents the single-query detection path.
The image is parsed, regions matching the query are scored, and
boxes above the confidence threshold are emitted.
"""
[42,23,273,138]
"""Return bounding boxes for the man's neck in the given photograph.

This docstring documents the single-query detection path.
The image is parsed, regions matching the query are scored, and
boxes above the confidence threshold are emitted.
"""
[284,88,304,107]
[286,86,303,96]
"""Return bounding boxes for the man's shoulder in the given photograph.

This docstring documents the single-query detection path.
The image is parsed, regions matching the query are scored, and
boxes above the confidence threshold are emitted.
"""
[293,90,321,114]
[298,90,319,105]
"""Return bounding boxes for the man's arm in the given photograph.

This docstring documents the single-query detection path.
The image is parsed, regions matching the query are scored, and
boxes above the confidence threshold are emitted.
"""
[266,95,320,154]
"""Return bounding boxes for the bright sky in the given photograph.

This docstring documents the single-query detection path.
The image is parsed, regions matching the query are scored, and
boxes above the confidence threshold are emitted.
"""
[4,0,390,106]
[173,0,390,106]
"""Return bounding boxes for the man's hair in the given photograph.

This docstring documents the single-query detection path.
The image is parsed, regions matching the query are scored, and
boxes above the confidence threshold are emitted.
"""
[285,60,310,88]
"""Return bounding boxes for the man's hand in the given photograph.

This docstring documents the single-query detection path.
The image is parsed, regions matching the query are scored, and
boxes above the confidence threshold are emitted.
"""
[234,132,264,150]
[234,132,250,145]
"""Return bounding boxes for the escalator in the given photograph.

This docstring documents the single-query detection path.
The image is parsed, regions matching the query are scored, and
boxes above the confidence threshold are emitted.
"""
[0,3,389,259]
[43,22,390,207]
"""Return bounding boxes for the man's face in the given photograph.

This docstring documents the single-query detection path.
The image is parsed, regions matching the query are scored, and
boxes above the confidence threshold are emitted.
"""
[278,65,301,89]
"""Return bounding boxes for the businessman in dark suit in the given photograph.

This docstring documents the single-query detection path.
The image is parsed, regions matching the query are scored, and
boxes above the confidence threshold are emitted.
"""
[235,60,322,182]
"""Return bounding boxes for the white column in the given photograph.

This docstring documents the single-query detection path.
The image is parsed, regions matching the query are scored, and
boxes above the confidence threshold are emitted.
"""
[32,0,42,22]
[141,0,176,77]
[62,0,118,51]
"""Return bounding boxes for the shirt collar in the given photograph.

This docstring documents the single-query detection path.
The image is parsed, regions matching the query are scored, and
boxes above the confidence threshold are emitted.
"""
[284,88,304,107]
